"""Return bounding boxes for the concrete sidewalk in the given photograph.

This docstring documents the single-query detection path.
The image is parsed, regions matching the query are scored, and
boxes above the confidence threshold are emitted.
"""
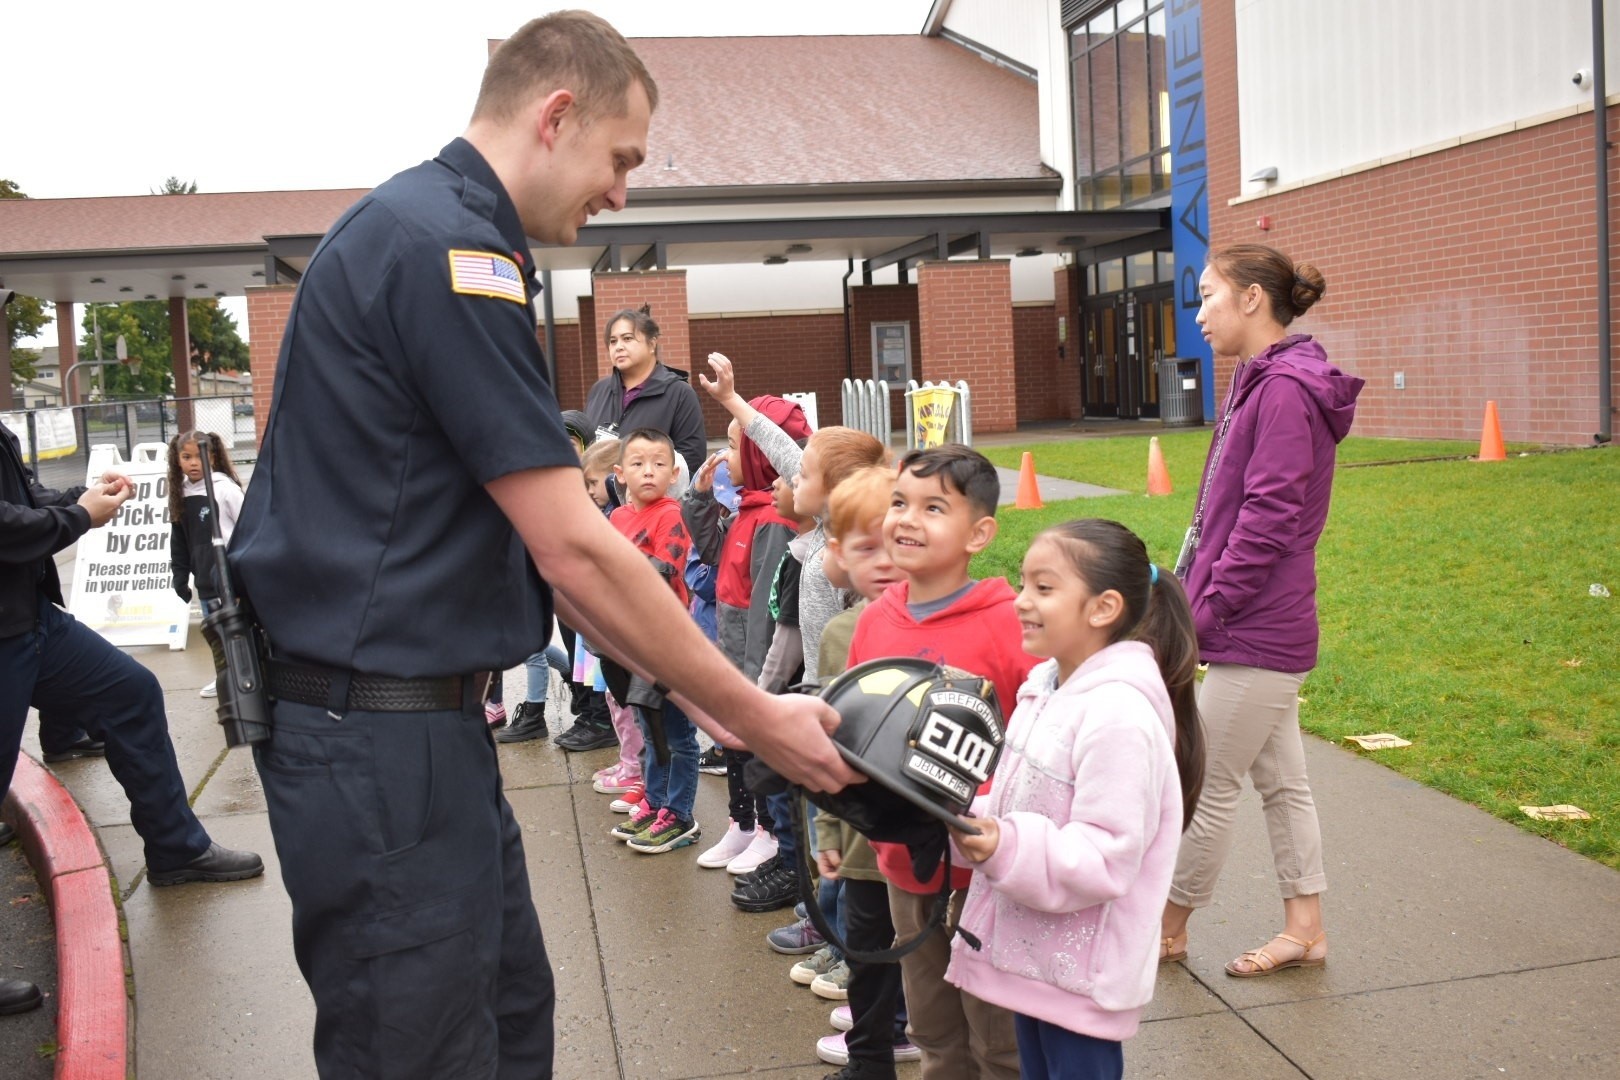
[11,623,1620,1079]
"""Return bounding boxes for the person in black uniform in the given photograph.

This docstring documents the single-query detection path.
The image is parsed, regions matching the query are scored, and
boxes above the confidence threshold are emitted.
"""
[0,429,264,1016]
[229,12,857,1078]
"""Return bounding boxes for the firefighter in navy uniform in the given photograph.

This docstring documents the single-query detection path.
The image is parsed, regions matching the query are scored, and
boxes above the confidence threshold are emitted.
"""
[228,12,856,1079]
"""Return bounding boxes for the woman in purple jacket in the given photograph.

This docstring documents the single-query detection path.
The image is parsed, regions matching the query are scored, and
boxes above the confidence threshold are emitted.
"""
[1158,244,1364,978]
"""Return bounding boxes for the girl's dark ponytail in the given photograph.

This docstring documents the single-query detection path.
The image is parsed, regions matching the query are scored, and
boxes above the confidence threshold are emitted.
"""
[1043,520,1205,830]
[1134,567,1205,830]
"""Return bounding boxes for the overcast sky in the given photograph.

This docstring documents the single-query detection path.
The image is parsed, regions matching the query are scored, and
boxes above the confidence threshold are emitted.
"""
[6,0,935,199]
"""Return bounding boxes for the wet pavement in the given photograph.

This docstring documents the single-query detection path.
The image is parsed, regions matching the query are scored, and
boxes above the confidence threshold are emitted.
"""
[2,437,1618,1077]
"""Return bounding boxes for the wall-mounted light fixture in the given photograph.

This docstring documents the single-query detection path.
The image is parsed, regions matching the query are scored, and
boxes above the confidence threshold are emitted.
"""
[1249,166,1279,184]
[763,255,789,265]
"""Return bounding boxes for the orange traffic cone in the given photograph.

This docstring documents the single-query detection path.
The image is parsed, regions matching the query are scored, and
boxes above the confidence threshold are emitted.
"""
[1477,401,1506,462]
[1015,451,1044,510]
[1147,437,1173,496]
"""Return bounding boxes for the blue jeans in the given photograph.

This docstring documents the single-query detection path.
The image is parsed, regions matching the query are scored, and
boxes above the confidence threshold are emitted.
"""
[1014,1014,1122,1080]
[637,699,699,821]
[488,644,568,706]
[1,594,210,868]
[524,644,569,702]
[767,790,799,864]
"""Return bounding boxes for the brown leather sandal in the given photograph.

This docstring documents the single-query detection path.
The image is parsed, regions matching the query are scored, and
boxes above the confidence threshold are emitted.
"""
[1224,931,1326,978]
[1159,935,1188,964]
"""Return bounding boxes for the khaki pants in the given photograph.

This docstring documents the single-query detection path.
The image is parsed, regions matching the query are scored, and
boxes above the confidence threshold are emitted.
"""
[1169,664,1326,908]
[888,884,1019,1080]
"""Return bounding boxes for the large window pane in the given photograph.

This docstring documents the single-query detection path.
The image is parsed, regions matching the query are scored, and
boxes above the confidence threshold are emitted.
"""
[1073,55,1092,177]
[1127,252,1155,289]
[1087,8,1114,36]
[1091,37,1120,171]
[1092,171,1123,210]
[1121,24,1151,162]
[1123,157,1153,203]
[1117,0,1146,28]
[1100,258,1126,294]
[1148,9,1168,155]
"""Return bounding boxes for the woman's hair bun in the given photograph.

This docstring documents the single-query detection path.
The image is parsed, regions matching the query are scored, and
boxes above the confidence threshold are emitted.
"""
[1291,263,1326,317]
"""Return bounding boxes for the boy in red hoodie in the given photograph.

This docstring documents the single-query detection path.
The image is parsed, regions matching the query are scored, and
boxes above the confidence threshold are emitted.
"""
[604,428,702,854]
[845,444,1036,1080]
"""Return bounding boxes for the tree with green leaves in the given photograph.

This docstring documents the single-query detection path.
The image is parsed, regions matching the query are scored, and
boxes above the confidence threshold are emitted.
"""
[2,179,52,387]
[154,176,198,194]
[77,299,250,399]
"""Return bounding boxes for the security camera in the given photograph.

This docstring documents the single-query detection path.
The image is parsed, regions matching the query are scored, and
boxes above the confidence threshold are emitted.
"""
[0,288,17,308]
[1574,68,1594,89]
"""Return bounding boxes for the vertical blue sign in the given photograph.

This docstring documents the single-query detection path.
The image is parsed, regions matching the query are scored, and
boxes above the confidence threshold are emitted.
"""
[1167,0,1211,416]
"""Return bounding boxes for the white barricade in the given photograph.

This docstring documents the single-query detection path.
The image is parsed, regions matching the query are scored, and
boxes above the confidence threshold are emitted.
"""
[840,378,891,446]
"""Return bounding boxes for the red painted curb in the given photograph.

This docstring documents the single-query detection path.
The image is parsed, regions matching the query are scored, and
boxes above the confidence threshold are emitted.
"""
[1,754,128,1080]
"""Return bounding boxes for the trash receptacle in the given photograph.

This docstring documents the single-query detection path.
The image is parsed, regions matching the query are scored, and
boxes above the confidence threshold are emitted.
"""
[1158,358,1204,428]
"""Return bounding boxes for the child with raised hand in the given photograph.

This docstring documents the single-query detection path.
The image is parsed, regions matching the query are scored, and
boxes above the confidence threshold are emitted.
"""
[604,428,702,854]
[946,519,1206,1080]
[167,430,244,699]
[683,399,810,890]
[696,352,886,681]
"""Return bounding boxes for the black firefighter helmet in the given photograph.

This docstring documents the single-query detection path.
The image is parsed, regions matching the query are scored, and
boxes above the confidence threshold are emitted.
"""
[814,657,1005,836]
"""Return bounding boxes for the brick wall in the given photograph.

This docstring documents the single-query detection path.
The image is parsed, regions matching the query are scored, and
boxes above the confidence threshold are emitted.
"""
[245,284,296,445]
[590,271,690,382]
[849,284,920,432]
[562,295,596,412]
[916,260,1017,434]
[689,312,847,436]
[1013,303,1063,422]
[1203,3,1618,446]
[543,318,583,412]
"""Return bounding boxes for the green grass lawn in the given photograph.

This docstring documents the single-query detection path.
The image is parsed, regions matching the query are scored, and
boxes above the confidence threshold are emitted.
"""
[977,436,1620,869]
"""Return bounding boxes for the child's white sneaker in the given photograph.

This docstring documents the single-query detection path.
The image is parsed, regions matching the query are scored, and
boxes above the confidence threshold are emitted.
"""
[696,820,755,868]
[725,829,778,875]
[199,679,217,699]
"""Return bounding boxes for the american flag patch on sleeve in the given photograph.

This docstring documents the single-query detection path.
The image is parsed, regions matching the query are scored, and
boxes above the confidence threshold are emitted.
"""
[448,250,527,304]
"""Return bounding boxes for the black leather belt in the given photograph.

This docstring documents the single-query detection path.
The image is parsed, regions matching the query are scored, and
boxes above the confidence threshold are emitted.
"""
[267,659,491,713]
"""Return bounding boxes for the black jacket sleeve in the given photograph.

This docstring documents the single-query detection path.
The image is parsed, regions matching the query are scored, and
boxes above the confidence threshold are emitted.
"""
[0,496,92,565]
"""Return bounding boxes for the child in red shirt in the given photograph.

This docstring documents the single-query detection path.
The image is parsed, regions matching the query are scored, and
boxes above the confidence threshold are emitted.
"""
[604,429,702,854]
[845,444,1037,1080]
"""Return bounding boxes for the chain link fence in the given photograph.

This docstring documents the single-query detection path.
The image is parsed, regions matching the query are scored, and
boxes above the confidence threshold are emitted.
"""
[2,394,256,490]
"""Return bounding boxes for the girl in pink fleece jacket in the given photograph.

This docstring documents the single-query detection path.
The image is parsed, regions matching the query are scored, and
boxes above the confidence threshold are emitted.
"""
[946,519,1206,1080]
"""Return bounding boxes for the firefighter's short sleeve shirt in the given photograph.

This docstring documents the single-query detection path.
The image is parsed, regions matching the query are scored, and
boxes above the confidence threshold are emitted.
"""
[232,139,579,677]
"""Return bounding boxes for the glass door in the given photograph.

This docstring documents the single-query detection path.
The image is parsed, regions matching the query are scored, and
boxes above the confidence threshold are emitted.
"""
[1134,285,1174,419]
[1082,301,1118,417]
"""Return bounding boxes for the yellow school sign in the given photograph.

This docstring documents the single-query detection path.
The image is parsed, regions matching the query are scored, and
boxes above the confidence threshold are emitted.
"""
[910,385,956,449]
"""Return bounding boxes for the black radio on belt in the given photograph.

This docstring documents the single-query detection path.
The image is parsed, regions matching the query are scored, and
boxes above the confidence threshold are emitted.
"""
[198,444,272,747]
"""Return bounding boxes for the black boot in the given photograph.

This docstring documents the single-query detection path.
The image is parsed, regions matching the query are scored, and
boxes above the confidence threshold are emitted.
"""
[0,978,43,1015]
[495,701,549,743]
[553,691,618,752]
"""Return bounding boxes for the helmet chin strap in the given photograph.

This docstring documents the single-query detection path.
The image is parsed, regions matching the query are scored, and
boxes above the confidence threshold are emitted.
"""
[784,790,980,964]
